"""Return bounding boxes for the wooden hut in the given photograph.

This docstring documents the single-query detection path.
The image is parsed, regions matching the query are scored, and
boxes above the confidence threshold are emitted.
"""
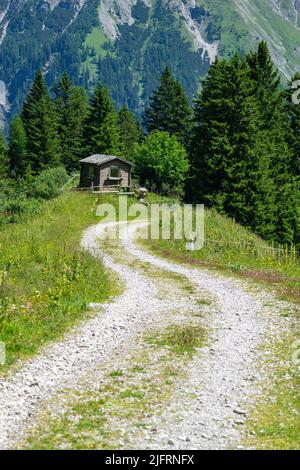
[79,154,133,192]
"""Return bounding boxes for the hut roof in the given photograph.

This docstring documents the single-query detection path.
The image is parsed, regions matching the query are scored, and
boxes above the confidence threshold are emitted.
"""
[80,154,133,166]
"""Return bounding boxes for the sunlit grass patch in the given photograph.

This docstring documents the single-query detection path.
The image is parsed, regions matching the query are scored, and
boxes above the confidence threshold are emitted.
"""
[119,389,145,400]
[146,324,206,357]
[245,333,300,450]
[109,370,124,378]
[0,192,120,370]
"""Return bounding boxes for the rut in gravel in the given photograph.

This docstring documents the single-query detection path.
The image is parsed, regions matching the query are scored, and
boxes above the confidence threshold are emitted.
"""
[0,221,289,449]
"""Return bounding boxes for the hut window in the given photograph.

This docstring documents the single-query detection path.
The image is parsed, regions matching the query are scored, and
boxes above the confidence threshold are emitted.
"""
[110,166,121,178]
[88,166,94,177]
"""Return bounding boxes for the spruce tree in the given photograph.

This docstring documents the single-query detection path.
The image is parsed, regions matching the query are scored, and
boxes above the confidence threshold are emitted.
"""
[53,72,88,172]
[21,71,60,174]
[284,75,300,246]
[247,41,282,126]
[190,55,276,239]
[8,116,27,178]
[247,42,297,243]
[144,67,192,145]
[118,104,143,158]
[285,72,300,176]
[84,83,121,156]
[0,132,8,179]
[190,42,297,244]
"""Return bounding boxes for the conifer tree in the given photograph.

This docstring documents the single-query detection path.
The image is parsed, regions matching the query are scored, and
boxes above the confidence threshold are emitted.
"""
[144,67,192,145]
[285,72,300,176]
[285,73,300,247]
[84,83,121,156]
[8,116,27,178]
[53,72,88,172]
[118,104,143,158]
[21,71,60,174]
[0,132,8,179]
[247,41,282,126]
[247,41,290,164]
[247,42,297,243]
[190,55,276,239]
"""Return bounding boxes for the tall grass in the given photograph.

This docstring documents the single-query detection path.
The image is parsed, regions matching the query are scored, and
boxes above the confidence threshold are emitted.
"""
[0,192,119,369]
[145,207,300,304]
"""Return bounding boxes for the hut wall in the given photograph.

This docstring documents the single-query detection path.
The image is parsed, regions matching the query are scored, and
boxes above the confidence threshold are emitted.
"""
[79,163,100,188]
[99,159,131,187]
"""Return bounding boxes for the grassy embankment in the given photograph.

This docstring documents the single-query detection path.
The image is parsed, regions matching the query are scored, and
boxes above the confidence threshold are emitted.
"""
[245,336,300,450]
[145,195,300,305]
[0,192,120,370]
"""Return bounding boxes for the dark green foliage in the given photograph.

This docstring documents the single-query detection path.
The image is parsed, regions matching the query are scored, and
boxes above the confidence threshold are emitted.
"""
[53,72,88,172]
[1,0,300,127]
[30,166,69,200]
[0,132,8,179]
[21,71,60,174]
[190,55,276,239]
[134,131,189,196]
[0,0,100,120]
[118,104,144,159]
[190,42,299,244]
[0,194,42,226]
[84,83,122,156]
[144,67,192,145]
[285,72,300,176]
[8,116,27,178]
[247,42,297,244]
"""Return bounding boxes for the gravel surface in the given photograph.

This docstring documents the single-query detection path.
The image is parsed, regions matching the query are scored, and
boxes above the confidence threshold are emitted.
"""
[0,221,291,449]
[119,223,291,449]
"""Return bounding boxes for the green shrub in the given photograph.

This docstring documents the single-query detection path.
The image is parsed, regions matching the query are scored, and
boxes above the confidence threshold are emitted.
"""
[134,131,189,196]
[30,166,69,200]
[0,168,69,226]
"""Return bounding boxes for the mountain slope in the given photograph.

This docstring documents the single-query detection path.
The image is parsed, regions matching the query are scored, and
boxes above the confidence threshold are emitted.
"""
[0,0,299,124]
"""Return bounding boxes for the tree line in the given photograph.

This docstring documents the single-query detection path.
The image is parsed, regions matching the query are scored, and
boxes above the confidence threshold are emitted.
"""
[141,42,300,246]
[0,41,299,246]
[189,42,299,246]
[0,71,143,178]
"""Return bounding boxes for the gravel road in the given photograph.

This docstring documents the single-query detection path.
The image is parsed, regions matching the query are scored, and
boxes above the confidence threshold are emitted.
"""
[0,221,290,449]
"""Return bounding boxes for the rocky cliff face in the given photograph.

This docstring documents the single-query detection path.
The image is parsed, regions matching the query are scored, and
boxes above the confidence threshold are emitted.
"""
[0,0,299,126]
[97,0,219,62]
[0,0,86,43]
[96,0,300,74]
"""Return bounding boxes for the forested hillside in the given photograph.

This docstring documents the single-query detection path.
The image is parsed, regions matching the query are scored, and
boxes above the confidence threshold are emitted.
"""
[0,0,300,125]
